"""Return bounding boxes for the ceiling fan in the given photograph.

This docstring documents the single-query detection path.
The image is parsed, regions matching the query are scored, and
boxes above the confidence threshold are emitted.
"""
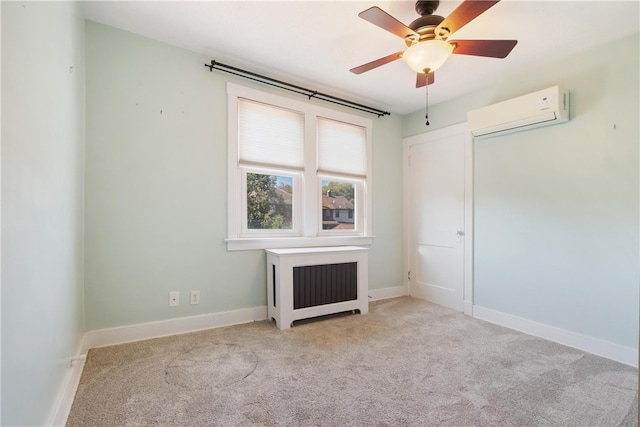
[350,0,518,89]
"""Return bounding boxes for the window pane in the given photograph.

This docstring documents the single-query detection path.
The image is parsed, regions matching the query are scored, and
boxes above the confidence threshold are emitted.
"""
[247,173,293,230]
[239,99,304,168]
[321,180,355,231]
[317,118,366,177]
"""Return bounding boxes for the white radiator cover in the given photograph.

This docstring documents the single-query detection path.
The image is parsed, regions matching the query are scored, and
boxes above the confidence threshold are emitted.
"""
[266,246,369,329]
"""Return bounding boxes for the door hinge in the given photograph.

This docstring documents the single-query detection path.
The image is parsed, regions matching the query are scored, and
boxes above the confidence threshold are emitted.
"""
[408,271,411,280]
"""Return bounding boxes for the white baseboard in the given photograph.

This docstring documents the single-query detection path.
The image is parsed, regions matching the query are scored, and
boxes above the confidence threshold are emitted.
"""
[81,306,268,353]
[81,287,407,353]
[473,305,638,367]
[368,285,408,301]
[48,347,86,426]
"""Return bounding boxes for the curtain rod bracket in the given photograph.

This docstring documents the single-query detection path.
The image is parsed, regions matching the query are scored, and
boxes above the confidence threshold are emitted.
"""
[204,59,390,118]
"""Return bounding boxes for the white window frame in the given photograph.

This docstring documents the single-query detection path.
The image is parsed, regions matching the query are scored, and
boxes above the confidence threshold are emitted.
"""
[226,83,373,251]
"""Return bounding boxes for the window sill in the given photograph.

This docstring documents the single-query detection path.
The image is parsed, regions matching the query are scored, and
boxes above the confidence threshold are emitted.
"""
[225,236,374,251]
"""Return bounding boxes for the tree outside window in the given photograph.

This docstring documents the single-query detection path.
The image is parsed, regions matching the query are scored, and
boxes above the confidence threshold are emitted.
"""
[247,173,292,230]
[322,181,355,202]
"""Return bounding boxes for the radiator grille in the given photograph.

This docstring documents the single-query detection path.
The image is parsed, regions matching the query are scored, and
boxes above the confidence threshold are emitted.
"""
[272,264,277,308]
[293,262,357,309]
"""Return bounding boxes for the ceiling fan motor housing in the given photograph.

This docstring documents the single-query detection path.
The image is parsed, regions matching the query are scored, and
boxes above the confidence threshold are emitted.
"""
[406,14,446,46]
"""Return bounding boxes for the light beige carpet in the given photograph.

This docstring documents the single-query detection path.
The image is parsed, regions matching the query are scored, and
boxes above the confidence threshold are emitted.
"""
[67,297,638,426]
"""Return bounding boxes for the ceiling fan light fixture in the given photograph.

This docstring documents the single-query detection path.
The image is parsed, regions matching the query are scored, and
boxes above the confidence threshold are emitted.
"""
[402,40,453,74]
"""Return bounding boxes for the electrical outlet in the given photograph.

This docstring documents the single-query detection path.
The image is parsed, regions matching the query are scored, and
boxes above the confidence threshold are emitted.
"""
[190,291,200,305]
[169,291,179,307]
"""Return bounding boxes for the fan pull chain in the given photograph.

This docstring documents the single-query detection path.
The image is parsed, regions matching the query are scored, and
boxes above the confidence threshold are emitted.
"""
[425,83,430,126]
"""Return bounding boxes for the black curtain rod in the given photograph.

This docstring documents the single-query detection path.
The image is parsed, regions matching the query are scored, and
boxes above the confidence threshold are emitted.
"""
[204,60,391,118]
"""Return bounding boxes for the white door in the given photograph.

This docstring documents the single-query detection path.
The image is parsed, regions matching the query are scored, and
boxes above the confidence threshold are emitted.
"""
[404,123,470,312]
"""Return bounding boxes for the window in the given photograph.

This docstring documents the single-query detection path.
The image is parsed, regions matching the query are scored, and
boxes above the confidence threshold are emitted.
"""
[227,83,373,250]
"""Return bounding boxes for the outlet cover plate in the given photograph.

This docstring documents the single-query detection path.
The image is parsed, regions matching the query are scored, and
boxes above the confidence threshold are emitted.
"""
[169,291,179,307]
[190,291,200,305]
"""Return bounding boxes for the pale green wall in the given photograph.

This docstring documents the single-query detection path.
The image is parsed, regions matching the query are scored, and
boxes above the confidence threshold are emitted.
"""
[404,33,640,348]
[84,21,403,331]
[1,2,85,425]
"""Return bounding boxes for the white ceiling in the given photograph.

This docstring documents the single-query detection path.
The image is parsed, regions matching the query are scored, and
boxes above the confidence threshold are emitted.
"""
[81,0,639,115]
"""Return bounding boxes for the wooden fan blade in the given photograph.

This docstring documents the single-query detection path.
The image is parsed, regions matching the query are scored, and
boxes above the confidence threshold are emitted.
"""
[451,39,517,58]
[359,6,418,39]
[350,51,404,74]
[436,0,500,38]
[416,72,435,88]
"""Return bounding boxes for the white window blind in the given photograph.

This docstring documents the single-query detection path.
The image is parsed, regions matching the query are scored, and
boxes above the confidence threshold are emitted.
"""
[238,98,305,168]
[317,117,367,177]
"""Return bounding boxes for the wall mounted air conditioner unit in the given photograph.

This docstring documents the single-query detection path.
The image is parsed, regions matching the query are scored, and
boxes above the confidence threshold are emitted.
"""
[467,86,569,138]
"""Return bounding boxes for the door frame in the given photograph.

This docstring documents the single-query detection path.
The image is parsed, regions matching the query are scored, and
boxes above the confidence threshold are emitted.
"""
[402,122,474,315]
